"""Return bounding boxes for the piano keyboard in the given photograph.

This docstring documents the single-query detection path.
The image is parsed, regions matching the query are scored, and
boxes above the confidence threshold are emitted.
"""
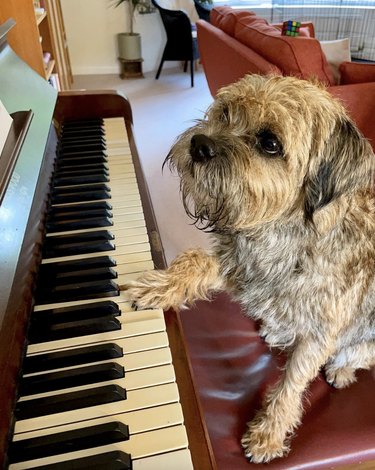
[9,118,194,469]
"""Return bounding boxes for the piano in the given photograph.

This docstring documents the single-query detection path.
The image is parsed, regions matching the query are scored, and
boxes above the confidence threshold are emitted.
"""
[0,19,215,469]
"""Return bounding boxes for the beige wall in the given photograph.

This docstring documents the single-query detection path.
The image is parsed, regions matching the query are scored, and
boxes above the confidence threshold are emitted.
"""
[61,0,169,75]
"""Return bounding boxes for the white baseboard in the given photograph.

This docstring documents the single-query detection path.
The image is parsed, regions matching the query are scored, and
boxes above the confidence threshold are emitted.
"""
[73,62,178,76]
[73,65,120,75]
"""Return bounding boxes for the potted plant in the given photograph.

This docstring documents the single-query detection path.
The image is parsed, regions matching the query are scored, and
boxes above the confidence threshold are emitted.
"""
[113,0,143,60]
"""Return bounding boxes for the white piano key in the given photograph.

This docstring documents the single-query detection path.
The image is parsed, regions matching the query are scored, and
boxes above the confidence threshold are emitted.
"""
[27,309,166,355]
[15,382,180,433]
[113,260,152,276]
[19,363,176,401]
[26,331,169,359]
[41,244,151,264]
[33,290,133,312]
[51,192,142,210]
[133,449,193,470]
[47,221,147,238]
[11,425,189,469]
[12,402,184,441]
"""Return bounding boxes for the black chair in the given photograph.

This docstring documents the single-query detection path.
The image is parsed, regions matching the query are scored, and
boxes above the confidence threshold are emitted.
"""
[194,0,212,22]
[152,0,200,87]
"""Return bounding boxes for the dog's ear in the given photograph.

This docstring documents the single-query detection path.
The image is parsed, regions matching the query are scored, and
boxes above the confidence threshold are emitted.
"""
[303,118,374,223]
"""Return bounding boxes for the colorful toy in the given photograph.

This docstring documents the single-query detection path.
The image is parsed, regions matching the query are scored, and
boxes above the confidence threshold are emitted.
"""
[282,20,301,37]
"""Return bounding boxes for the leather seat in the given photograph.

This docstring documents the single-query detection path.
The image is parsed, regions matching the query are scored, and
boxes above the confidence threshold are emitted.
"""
[180,293,375,468]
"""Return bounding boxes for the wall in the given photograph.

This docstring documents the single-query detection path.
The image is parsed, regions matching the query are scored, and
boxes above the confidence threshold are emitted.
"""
[61,0,168,75]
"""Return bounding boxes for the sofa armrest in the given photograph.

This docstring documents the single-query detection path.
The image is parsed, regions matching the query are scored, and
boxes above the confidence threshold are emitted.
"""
[339,61,375,85]
[197,20,281,96]
[329,82,375,150]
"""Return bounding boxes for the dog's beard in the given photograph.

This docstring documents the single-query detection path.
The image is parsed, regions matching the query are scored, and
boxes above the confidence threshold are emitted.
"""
[164,128,245,232]
[181,163,230,231]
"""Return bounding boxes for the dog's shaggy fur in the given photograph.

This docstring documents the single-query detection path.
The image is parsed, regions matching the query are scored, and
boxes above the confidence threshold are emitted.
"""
[122,74,375,463]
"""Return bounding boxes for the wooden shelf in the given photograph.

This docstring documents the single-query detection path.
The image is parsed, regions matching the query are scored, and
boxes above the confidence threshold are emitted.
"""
[36,11,47,25]
[0,0,72,90]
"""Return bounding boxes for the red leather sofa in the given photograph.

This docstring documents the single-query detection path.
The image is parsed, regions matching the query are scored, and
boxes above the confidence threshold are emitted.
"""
[196,6,375,149]
[181,294,375,469]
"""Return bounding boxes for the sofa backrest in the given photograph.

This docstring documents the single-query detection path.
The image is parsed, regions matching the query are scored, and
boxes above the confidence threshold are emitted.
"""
[210,7,335,85]
[197,20,282,96]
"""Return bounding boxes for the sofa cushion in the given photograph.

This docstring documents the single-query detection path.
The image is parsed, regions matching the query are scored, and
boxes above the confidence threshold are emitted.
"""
[211,6,255,37]
[320,38,351,84]
[234,16,335,84]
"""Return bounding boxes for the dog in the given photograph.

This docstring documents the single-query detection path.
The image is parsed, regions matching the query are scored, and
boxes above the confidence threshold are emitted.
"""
[121,74,375,463]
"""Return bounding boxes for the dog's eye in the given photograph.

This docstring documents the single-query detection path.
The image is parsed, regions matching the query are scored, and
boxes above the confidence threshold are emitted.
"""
[257,131,283,157]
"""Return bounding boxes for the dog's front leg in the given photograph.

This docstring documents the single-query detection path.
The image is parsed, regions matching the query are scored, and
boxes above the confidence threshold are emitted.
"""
[120,248,224,310]
[241,337,335,463]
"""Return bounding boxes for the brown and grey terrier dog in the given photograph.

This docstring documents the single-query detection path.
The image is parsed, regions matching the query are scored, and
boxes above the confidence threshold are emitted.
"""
[122,74,375,463]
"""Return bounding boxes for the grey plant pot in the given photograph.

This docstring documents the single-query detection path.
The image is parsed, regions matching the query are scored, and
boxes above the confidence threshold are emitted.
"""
[117,33,142,60]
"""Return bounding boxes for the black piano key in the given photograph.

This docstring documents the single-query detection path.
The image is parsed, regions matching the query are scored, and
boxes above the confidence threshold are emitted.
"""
[46,215,113,233]
[38,256,117,275]
[46,216,113,234]
[48,206,112,219]
[58,141,106,153]
[58,145,106,158]
[44,230,114,245]
[60,134,105,144]
[52,183,111,196]
[59,135,105,145]
[23,343,123,374]
[36,267,118,288]
[54,162,108,175]
[53,173,110,186]
[54,166,109,178]
[28,315,121,343]
[15,384,126,420]
[42,239,115,259]
[20,362,125,395]
[32,451,132,470]
[59,129,105,139]
[48,201,112,218]
[43,230,115,247]
[31,301,121,324]
[60,129,106,140]
[58,150,107,160]
[51,189,111,204]
[62,118,103,128]
[56,155,108,167]
[36,279,119,304]
[8,422,129,463]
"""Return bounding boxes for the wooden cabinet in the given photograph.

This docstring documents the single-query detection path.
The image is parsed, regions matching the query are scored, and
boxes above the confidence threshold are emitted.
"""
[0,0,72,90]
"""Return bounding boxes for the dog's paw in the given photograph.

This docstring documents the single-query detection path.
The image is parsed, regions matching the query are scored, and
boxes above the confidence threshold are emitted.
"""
[119,271,187,311]
[241,419,289,463]
[325,366,357,389]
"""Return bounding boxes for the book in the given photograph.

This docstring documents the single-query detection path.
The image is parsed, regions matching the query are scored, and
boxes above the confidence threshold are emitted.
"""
[0,100,13,156]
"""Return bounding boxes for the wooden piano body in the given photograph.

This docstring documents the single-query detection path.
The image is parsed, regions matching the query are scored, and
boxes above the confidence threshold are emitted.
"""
[0,20,214,469]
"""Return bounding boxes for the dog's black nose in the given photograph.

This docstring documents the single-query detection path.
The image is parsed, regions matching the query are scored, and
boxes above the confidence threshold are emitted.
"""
[190,134,216,163]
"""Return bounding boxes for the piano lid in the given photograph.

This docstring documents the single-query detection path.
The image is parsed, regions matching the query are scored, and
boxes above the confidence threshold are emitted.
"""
[0,19,57,320]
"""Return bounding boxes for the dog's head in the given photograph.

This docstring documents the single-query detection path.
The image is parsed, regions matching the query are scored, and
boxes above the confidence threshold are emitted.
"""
[166,74,374,231]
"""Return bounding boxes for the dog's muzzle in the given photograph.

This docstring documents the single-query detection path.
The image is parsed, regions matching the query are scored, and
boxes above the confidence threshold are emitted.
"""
[190,134,216,163]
